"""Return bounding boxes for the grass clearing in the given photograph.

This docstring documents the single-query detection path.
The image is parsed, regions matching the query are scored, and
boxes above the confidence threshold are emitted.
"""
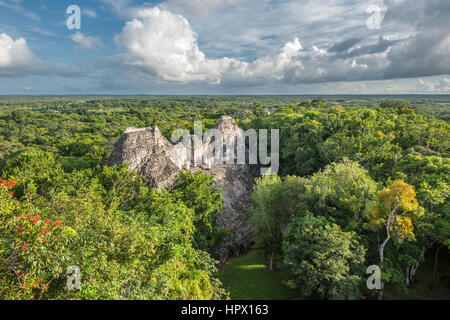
[218,250,299,300]
[219,249,450,300]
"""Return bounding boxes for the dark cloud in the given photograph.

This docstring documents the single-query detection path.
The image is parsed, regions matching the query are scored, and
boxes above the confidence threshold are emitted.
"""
[383,0,450,79]
[328,38,363,54]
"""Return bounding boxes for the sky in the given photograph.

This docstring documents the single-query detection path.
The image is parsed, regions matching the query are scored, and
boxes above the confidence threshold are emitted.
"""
[0,0,449,95]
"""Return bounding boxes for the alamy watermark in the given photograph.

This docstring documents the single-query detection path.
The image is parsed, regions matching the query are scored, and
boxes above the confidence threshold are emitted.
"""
[366,265,382,290]
[170,120,279,175]
[66,265,81,290]
[366,2,388,30]
[66,5,81,30]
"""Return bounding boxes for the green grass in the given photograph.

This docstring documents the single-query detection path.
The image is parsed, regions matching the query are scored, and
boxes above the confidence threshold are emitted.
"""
[218,249,450,300]
[217,250,299,300]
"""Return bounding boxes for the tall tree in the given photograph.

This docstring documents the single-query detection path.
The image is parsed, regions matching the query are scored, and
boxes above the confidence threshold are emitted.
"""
[368,180,422,299]
[282,213,365,300]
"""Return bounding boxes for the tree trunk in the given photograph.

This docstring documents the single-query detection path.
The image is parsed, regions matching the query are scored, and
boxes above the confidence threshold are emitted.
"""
[407,246,430,287]
[411,265,416,283]
[412,248,425,284]
[379,230,390,264]
[377,211,394,300]
[410,264,417,286]
[378,236,389,300]
[432,245,444,291]
[405,266,410,286]
[378,286,384,300]
[269,251,274,271]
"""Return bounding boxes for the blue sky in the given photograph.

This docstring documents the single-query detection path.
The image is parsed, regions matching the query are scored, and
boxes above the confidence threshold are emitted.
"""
[0,0,449,94]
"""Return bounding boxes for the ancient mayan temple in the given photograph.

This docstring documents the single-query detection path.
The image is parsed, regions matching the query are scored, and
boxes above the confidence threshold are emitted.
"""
[107,116,259,257]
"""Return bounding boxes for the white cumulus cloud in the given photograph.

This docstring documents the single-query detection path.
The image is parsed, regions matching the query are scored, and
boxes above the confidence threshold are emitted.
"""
[71,32,103,50]
[83,8,98,18]
[115,7,304,84]
[0,33,43,76]
[416,77,450,93]
[438,78,450,92]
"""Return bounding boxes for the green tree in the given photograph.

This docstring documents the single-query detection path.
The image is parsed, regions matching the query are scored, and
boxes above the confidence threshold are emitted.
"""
[171,170,227,256]
[282,213,366,300]
[301,159,378,231]
[368,180,423,299]
[249,175,306,269]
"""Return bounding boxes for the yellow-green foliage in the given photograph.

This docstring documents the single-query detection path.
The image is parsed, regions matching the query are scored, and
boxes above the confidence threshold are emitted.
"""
[369,180,421,241]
